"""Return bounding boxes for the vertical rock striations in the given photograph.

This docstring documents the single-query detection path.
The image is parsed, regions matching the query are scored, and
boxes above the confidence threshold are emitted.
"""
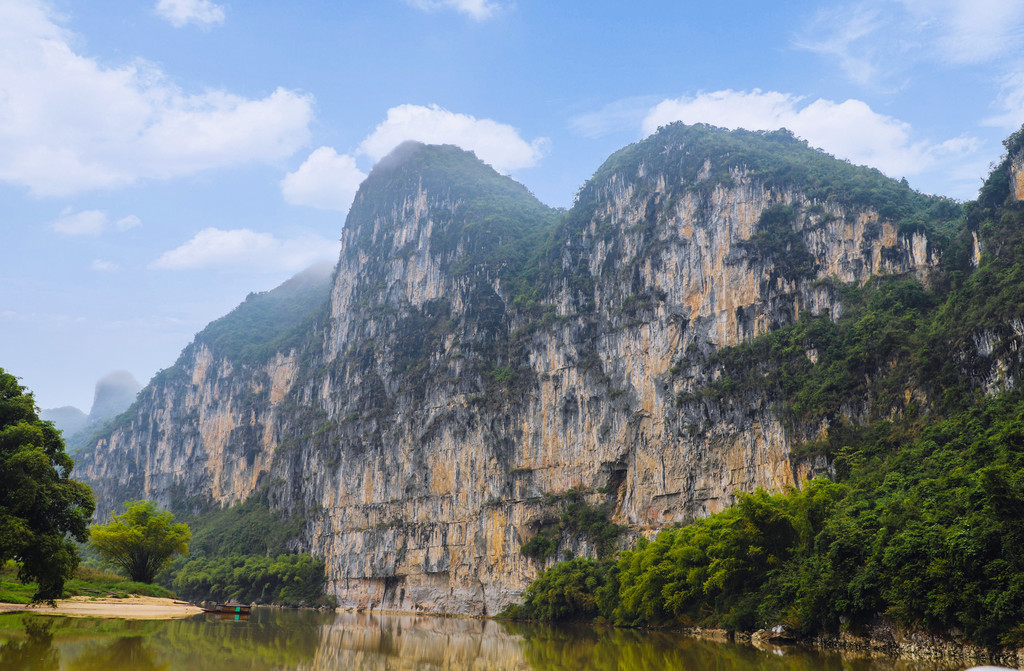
[77,125,957,615]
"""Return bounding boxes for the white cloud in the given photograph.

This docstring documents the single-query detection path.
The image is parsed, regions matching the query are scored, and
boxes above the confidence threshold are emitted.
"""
[149,228,341,272]
[405,0,501,20]
[115,214,142,231]
[281,147,367,212]
[358,104,547,173]
[52,209,107,236]
[156,0,225,28]
[642,89,978,179]
[0,0,312,197]
[90,259,120,272]
[51,209,141,235]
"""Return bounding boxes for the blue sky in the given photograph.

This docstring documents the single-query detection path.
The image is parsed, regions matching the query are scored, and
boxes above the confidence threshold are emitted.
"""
[3,0,1024,411]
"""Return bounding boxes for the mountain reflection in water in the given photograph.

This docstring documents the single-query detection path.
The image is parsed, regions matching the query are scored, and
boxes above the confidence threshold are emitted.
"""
[0,609,968,670]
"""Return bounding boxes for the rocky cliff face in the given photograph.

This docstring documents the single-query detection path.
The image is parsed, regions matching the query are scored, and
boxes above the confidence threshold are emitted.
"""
[77,125,953,615]
[1012,147,1024,203]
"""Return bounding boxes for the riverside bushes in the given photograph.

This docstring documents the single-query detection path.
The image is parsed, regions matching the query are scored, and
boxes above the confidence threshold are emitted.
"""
[166,554,335,608]
[157,490,334,607]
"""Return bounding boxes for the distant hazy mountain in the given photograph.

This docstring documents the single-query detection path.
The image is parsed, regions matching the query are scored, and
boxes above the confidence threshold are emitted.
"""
[43,369,141,452]
[40,405,89,437]
[89,370,141,421]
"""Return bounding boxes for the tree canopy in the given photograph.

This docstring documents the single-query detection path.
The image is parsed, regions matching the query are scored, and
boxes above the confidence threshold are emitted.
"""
[0,368,95,602]
[90,500,191,583]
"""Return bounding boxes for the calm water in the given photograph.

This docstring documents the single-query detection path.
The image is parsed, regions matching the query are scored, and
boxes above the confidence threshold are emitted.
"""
[0,609,970,671]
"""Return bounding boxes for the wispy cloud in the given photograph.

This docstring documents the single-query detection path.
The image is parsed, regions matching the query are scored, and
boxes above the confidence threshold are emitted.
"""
[52,210,107,236]
[281,147,367,212]
[642,89,979,183]
[358,104,547,174]
[90,259,120,272]
[0,0,311,197]
[115,215,142,231]
[793,6,893,88]
[899,0,1024,65]
[795,0,1024,88]
[404,0,503,21]
[150,228,340,272]
[569,96,665,139]
[51,209,141,236]
[984,69,1024,130]
[156,0,225,28]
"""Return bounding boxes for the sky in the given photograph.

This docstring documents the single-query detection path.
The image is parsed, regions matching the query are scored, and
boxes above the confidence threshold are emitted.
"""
[3,0,1024,412]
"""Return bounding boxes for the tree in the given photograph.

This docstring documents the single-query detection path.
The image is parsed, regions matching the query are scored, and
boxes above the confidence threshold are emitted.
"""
[90,500,191,583]
[0,368,96,602]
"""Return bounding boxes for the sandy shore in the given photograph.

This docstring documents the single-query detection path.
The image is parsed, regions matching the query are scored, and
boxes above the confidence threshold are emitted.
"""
[0,595,203,620]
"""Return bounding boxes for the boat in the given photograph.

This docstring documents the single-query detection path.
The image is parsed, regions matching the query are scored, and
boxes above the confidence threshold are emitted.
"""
[202,602,252,615]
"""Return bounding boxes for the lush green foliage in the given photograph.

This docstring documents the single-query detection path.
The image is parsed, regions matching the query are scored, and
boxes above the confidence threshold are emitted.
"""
[156,490,333,607]
[167,553,334,608]
[503,558,609,621]
[612,483,845,630]
[0,369,95,602]
[90,500,191,583]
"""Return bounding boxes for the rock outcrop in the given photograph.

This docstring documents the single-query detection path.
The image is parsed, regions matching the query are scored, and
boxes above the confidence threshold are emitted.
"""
[1011,146,1024,203]
[77,124,953,615]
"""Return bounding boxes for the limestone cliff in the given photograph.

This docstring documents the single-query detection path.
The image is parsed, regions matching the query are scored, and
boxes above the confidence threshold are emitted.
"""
[1011,144,1024,203]
[78,124,970,615]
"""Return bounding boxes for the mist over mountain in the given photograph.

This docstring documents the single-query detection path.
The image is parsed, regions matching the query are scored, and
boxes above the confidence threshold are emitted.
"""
[40,405,89,437]
[88,370,141,421]
[42,369,141,452]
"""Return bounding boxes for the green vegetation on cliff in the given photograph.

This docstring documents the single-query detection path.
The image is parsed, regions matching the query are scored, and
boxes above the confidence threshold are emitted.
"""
[191,262,334,366]
[508,128,1024,647]
[570,123,961,238]
[519,490,625,562]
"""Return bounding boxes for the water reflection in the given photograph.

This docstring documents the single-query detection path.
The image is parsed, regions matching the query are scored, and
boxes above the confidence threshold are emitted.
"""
[0,618,59,671]
[502,622,963,671]
[0,609,969,671]
[307,613,529,670]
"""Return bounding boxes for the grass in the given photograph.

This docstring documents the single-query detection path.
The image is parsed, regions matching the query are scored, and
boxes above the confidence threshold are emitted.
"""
[0,561,175,603]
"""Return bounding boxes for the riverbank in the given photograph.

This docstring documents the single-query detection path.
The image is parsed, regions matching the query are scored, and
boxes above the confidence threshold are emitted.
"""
[0,595,202,619]
[674,623,1024,669]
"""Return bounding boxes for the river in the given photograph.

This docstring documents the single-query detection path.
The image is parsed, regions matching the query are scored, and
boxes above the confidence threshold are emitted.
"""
[0,609,971,670]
